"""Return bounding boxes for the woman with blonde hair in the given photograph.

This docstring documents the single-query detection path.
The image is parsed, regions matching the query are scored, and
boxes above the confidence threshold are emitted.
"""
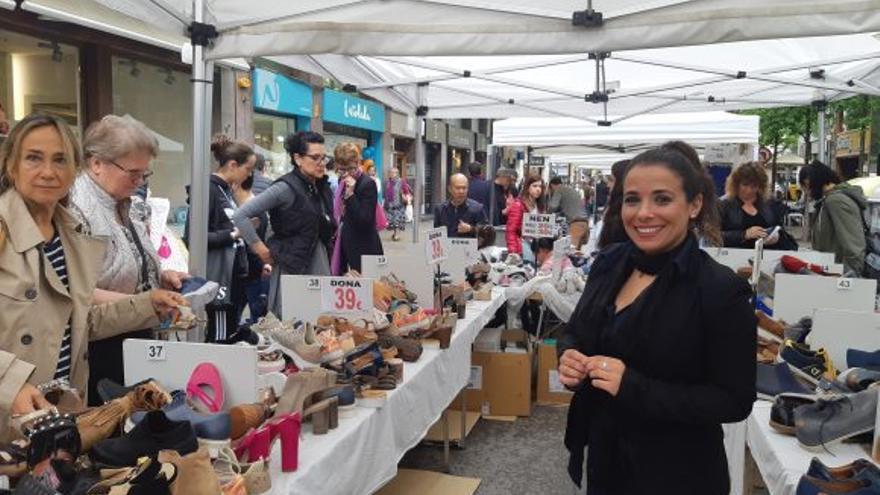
[332,142,383,274]
[718,162,793,250]
[0,114,184,437]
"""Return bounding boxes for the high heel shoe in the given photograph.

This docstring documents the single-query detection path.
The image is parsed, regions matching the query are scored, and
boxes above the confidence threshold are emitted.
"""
[266,413,301,472]
[274,368,336,418]
[302,397,338,435]
[232,427,270,463]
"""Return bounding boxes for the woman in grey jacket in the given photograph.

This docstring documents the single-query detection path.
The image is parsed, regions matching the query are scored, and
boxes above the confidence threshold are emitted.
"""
[799,161,867,275]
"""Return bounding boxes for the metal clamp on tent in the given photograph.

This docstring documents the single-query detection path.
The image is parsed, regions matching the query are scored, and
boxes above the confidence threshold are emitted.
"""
[187,21,217,46]
[572,1,603,27]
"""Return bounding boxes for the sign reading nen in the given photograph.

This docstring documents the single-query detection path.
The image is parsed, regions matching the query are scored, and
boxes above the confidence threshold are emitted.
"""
[522,213,556,238]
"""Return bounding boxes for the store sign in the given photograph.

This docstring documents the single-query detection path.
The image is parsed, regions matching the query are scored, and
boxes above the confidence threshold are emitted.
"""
[522,213,556,238]
[425,227,448,264]
[425,120,447,143]
[391,111,417,138]
[323,89,385,132]
[447,126,475,149]
[320,278,373,313]
[252,68,313,117]
[528,156,545,166]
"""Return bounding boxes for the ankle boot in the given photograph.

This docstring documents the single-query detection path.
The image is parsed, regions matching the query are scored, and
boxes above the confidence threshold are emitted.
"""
[77,397,133,452]
[274,369,335,417]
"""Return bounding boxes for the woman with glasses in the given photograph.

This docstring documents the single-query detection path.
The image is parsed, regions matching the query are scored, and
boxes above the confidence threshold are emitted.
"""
[70,114,192,404]
[0,114,184,436]
[232,131,336,317]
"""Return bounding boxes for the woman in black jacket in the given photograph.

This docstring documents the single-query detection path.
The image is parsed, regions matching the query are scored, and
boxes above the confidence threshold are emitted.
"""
[334,142,383,273]
[558,141,756,495]
[718,161,794,249]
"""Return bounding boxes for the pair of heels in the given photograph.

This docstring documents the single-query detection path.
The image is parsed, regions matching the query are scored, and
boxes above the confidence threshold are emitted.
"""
[233,412,300,472]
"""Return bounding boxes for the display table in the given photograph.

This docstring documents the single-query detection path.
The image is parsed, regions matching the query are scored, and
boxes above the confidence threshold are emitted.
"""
[268,289,507,495]
[747,401,874,495]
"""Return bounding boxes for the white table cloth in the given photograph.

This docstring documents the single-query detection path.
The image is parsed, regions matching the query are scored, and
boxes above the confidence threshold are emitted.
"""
[747,400,874,495]
[267,289,507,495]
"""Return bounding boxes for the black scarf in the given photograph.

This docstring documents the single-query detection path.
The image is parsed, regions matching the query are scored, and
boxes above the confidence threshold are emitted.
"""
[628,237,689,275]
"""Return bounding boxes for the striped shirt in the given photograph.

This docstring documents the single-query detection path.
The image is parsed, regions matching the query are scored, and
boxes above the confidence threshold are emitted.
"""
[43,233,72,381]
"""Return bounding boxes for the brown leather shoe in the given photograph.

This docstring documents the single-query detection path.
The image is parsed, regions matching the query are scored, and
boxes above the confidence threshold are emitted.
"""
[229,404,268,441]
[159,448,221,495]
[756,310,785,339]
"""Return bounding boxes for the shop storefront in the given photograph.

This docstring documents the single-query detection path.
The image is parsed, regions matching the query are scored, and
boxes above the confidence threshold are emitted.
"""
[252,67,314,178]
[322,89,385,178]
[447,125,475,178]
[835,128,872,179]
[390,111,416,186]
[425,119,447,213]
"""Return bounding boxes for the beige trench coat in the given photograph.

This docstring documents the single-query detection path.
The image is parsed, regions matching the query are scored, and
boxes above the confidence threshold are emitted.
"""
[0,189,159,441]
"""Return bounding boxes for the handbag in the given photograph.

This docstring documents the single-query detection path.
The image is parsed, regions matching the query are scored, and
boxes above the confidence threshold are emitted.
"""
[405,204,414,223]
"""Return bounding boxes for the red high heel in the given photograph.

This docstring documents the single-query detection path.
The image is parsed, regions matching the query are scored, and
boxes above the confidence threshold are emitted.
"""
[233,427,270,463]
[266,412,301,472]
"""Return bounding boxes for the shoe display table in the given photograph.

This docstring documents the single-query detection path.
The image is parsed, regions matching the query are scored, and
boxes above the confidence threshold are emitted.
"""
[746,401,873,495]
[268,289,508,495]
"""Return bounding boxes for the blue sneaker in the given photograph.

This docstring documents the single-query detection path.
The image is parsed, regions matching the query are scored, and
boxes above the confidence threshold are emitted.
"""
[796,474,878,494]
[130,391,230,442]
[756,362,814,400]
[779,340,836,385]
[847,349,880,370]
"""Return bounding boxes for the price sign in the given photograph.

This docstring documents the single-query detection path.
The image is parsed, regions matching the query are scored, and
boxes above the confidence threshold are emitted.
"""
[425,227,447,264]
[307,278,321,290]
[146,344,166,361]
[320,278,373,314]
[837,278,853,291]
[522,213,556,238]
[450,238,479,262]
[376,256,388,266]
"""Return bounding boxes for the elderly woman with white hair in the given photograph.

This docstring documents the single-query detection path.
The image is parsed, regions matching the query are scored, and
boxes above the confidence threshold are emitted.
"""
[69,115,190,405]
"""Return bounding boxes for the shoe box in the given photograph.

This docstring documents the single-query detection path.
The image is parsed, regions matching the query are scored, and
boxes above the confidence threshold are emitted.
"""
[536,340,573,406]
[457,328,532,417]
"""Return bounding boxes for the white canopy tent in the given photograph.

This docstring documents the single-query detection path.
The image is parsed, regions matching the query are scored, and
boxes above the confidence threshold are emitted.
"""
[10,0,880,276]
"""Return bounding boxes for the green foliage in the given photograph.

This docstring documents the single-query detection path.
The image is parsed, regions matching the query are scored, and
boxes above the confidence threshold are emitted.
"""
[739,106,812,152]
[830,95,880,130]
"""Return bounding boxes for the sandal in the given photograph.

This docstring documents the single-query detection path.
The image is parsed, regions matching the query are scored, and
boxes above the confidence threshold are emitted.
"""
[215,447,270,495]
[0,439,29,479]
[186,363,225,413]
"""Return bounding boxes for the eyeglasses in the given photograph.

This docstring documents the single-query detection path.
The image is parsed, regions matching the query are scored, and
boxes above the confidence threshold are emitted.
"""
[301,153,330,165]
[106,158,153,181]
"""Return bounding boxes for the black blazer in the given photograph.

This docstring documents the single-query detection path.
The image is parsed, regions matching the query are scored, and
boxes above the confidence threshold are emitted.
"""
[718,197,787,248]
[558,236,756,494]
[340,173,383,272]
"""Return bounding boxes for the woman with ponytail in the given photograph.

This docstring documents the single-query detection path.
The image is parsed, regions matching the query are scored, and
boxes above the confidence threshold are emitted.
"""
[558,141,754,495]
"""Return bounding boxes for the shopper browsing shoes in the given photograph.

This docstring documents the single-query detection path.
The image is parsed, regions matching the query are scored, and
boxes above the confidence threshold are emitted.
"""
[0,114,185,443]
[557,141,756,495]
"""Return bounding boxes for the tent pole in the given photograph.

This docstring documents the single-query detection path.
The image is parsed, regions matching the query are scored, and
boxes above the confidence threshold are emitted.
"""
[189,0,209,279]
[817,104,828,164]
[413,83,427,243]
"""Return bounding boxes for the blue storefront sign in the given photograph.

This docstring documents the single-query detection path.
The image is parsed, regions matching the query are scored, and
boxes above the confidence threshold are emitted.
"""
[323,89,385,133]
[252,68,313,118]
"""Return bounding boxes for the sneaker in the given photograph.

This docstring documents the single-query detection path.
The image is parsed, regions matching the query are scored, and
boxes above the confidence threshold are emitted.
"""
[91,410,198,467]
[795,475,877,494]
[756,362,814,400]
[794,388,877,450]
[847,349,880,370]
[779,340,837,385]
[769,393,816,435]
[784,316,813,344]
[180,277,220,313]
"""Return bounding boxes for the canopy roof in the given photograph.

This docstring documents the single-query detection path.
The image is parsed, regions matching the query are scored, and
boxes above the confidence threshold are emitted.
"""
[39,0,880,58]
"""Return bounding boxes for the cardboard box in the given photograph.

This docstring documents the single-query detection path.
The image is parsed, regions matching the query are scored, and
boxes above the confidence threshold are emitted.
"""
[536,340,574,405]
[458,329,532,417]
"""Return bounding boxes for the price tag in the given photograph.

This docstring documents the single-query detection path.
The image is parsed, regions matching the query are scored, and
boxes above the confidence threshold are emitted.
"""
[376,256,388,266]
[522,213,556,238]
[425,227,447,264]
[146,343,166,361]
[837,278,853,290]
[307,278,321,290]
[320,278,373,314]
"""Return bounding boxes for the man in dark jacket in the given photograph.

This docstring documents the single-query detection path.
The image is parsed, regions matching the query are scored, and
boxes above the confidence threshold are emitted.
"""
[493,168,517,226]
[467,161,491,220]
[434,173,488,238]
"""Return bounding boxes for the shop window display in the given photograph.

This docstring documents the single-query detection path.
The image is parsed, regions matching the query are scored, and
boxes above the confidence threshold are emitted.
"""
[0,29,80,133]
[112,56,192,222]
[253,112,295,178]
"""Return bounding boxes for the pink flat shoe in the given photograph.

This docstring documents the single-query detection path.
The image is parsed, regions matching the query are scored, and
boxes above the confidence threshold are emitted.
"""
[187,362,225,413]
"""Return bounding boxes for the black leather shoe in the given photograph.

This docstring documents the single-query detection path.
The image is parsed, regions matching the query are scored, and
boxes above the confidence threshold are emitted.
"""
[90,411,198,467]
[769,393,816,435]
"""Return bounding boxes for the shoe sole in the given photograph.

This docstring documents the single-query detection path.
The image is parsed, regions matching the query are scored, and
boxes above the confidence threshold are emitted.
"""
[797,425,876,451]
[768,419,796,436]
[756,328,784,344]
